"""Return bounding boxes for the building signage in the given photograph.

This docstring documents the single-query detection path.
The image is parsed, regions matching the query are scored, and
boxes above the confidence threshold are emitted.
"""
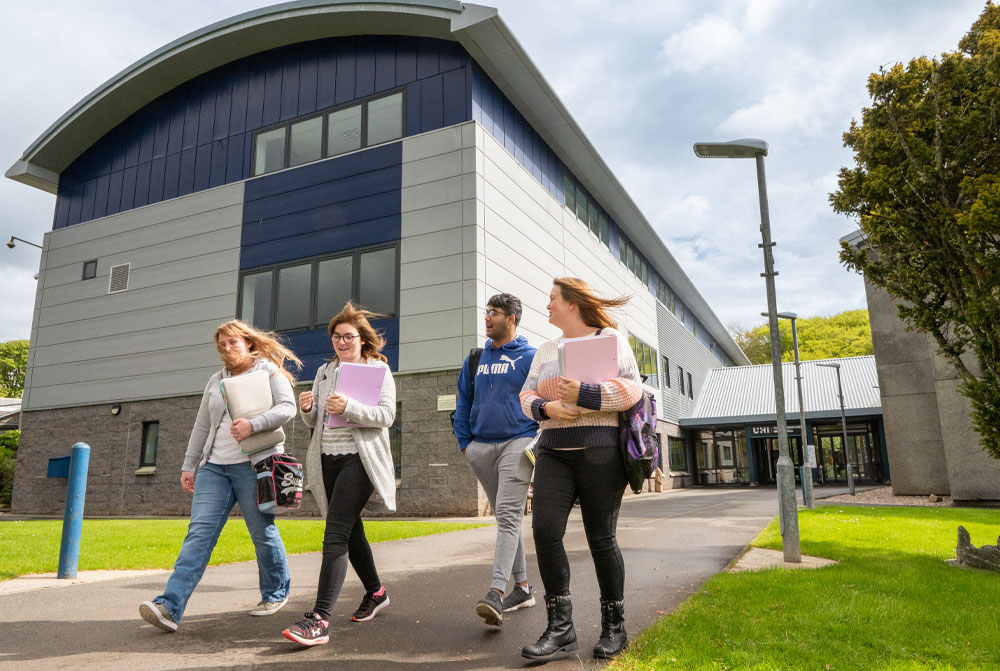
[805,444,818,468]
[750,424,801,436]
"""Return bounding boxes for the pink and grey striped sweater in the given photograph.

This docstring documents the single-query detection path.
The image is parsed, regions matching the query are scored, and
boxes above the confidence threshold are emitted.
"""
[519,327,642,449]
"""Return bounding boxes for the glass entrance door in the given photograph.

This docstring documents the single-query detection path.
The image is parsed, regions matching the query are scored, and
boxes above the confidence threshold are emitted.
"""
[817,432,875,483]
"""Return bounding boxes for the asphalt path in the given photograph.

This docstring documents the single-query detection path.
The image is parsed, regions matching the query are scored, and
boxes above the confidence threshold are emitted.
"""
[0,487,792,670]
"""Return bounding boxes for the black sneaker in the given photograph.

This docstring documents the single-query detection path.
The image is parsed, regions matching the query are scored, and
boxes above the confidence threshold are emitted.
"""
[476,589,503,626]
[351,586,389,622]
[282,612,329,646]
[501,585,536,612]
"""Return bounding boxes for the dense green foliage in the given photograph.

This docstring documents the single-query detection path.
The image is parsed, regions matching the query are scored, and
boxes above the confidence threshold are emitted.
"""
[0,430,17,506]
[729,309,873,365]
[0,518,486,581]
[614,506,1000,670]
[0,340,28,398]
[832,3,1000,459]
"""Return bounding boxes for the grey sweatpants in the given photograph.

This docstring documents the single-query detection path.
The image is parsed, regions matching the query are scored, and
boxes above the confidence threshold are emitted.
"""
[464,436,535,593]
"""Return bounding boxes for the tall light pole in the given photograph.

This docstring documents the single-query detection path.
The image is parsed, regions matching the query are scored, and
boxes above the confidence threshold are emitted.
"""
[694,138,800,562]
[766,311,815,509]
[817,362,855,495]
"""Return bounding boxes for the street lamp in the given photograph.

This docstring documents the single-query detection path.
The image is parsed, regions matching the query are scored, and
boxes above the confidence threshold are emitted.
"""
[764,311,815,508]
[695,138,800,562]
[7,235,43,250]
[816,362,855,495]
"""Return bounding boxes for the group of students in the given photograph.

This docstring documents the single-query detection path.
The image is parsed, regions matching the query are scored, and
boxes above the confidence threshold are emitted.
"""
[138,277,642,663]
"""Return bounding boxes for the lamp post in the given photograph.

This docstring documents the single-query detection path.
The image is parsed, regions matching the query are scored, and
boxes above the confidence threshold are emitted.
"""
[765,311,815,508]
[817,362,855,495]
[694,138,800,562]
[6,235,43,250]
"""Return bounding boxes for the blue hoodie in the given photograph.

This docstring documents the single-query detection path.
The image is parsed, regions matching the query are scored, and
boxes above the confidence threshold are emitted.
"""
[453,335,538,451]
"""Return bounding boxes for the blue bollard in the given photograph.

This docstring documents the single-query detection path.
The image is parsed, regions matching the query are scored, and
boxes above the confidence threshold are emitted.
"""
[57,442,91,579]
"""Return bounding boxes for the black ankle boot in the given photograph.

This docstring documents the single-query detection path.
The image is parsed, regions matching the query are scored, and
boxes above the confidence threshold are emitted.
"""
[593,599,627,659]
[521,594,578,661]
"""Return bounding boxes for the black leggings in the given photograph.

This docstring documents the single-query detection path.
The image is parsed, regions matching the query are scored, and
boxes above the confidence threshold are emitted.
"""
[313,452,381,619]
[531,446,627,601]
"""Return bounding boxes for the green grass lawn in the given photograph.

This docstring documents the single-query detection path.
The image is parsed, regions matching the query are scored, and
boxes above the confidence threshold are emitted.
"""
[0,518,486,581]
[613,506,1000,671]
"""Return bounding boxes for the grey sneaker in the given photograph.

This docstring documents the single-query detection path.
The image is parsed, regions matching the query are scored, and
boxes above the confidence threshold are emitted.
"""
[476,589,503,626]
[501,585,536,612]
[249,598,288,616]
[140,600,178,632]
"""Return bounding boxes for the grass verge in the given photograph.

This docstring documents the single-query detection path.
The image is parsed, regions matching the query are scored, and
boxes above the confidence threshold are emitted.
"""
[612,506,1000,671]
[0,518,486,581]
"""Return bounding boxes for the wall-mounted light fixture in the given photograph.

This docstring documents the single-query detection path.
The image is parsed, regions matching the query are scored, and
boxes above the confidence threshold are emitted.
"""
[111,403,122,416]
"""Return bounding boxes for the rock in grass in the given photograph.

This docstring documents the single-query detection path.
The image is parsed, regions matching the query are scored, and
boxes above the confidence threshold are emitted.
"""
[956,526,1000,573]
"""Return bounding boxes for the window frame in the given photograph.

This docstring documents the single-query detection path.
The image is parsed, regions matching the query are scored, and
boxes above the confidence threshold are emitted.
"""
[139,420,159,468]
[236,242,400,333]
[251,87,406,177]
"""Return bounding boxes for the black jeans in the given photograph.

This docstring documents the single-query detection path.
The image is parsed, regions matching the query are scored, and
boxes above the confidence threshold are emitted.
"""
[313,452,381,618]
[531,446,627,601]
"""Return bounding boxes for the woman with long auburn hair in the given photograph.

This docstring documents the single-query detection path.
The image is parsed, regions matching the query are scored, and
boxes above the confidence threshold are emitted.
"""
[282,302,397,647]
[518,278,641,662]
[140,320,301,632]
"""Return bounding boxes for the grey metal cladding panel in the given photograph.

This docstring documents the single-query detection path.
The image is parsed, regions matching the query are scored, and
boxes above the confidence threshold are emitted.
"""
[37,272,236,327]
[43,206,242,271]
[30,343,220,388]
[41,245,239,308]
[33,295,236,347]
[27,366,221,410]
[30,319,224,367]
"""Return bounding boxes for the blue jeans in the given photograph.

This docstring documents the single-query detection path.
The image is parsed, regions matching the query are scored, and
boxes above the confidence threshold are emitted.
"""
[154,461,290,622]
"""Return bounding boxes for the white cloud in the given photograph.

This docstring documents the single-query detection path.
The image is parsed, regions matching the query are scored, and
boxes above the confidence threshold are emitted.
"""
[660,15,744,74]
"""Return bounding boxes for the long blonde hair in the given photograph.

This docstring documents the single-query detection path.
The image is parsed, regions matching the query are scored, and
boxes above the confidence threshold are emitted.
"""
[327,302,388,363]
[214,319,302,385]
[553,277,631,330]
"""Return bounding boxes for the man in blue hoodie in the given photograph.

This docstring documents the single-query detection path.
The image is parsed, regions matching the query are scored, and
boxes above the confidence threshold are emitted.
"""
[454,293,538,627]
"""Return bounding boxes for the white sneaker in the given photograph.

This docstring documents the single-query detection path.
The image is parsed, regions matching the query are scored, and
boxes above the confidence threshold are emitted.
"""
[140,600,178,632]
[249,598,288,616]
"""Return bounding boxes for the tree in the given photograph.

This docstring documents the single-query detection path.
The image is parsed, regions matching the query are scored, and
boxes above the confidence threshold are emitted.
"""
[831,2,1000,459]
[728,310,873,365]
[0,340,28,398]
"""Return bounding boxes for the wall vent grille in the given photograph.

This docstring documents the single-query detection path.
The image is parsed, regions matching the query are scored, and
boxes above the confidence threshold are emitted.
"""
[108,263,130,293]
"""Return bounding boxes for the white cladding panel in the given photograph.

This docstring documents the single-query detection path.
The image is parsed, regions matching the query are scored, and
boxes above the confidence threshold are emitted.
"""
[24,184,245,410]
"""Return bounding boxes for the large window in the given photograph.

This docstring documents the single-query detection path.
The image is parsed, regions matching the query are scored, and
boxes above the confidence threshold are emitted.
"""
[253,89,404,177]
[563,173,610,248]
[628,334,659,389]
[238,244,399,332]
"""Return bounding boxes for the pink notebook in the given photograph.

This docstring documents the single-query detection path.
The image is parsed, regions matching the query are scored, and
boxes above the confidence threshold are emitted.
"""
[557,333,618,383]
[326,362,387,428]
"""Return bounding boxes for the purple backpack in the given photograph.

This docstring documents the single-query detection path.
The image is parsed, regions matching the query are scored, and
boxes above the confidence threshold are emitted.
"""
[619,392,661,494]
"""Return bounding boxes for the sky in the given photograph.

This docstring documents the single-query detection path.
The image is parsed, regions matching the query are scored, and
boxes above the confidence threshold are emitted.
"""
[0,0,988,343]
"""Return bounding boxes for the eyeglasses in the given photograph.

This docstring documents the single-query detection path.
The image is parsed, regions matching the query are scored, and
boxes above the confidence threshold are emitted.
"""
[332,333,359,343]
[485,309,507,319]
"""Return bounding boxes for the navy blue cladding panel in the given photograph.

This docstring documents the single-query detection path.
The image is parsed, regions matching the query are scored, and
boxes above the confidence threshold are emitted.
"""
[79,179,96,223]
[134,161,152,208]
[355,41,376,98]
[298,43,318,115]
[335,38,357,105]
[241,141,401,269]
[280,47,300,121]
[56,36,473,228]
[374,36,395,92]
[420,74,444,133]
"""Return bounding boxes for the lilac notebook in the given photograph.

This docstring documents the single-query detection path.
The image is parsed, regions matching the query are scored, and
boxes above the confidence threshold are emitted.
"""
[325,362,386,428]
[557,333,618,383]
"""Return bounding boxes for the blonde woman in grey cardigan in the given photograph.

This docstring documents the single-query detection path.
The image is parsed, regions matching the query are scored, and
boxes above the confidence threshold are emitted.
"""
[140,320,300,633]
[282,302,397,647]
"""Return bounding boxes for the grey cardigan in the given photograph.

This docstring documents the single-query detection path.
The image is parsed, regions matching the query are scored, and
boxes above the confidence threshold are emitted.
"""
[181,358,297,472]
[301,359,397,514]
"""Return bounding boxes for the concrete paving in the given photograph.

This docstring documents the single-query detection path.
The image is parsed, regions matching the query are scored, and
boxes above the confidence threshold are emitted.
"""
[0,486,841,670]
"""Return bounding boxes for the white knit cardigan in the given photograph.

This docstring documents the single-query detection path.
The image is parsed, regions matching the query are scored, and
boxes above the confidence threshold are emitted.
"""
[300,359,397,515]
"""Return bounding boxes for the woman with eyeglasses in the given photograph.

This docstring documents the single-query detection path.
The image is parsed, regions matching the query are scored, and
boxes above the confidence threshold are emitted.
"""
[281,302,397,647]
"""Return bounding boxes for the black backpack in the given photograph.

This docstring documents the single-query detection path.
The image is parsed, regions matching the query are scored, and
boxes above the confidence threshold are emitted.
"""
[450,347,484,428]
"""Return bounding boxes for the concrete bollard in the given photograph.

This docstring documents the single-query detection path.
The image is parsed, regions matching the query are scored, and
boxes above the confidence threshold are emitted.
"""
[57,442,91,579]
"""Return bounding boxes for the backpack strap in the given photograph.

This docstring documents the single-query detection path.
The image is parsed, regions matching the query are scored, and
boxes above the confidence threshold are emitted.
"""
[468,347,484,399]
